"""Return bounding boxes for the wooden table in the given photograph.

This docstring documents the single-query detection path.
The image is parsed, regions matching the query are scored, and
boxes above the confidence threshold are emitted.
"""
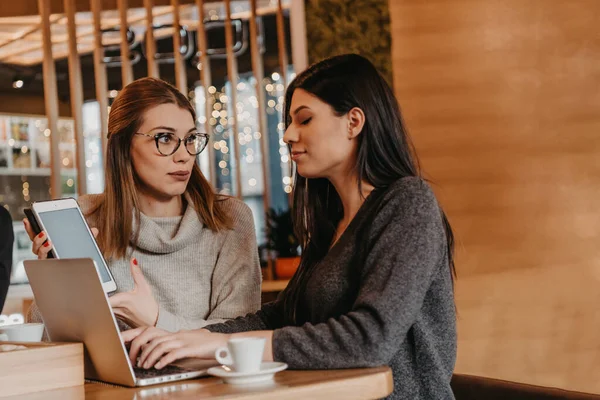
[10,367,393,399]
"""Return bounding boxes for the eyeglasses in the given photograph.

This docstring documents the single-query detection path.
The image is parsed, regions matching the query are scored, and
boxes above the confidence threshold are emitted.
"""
[134,131,209,156]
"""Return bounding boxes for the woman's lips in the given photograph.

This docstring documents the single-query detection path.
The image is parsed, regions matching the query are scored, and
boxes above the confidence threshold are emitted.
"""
[291,152,306,161]
[168,171,191,181]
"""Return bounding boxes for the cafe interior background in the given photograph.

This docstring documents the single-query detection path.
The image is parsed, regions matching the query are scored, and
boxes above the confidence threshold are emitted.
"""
[0,0,598,396]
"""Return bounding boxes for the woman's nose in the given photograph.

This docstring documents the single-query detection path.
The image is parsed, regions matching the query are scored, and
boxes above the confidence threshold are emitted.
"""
[173,141,192,162]
[283,126,298,144]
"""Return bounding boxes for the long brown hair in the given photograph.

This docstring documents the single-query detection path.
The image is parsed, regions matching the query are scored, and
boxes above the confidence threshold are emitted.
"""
[283,54,455,324]
[89,77,231,260]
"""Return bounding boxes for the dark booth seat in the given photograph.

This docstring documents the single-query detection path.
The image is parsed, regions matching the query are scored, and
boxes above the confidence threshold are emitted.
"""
[452,374,600,400]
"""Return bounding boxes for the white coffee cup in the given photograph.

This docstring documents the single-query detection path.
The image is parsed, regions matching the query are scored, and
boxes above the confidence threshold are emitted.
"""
[0,323,44,342]
[215,337,266,373]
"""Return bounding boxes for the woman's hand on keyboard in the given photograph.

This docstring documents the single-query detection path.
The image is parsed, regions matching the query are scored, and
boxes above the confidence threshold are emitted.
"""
[122,327,229,370]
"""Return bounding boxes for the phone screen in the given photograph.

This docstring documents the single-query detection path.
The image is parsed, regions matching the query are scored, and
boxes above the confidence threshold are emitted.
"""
[37,208,112,284]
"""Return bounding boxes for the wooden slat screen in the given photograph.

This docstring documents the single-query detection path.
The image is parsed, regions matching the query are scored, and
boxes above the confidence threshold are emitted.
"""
[90,0,109,154]
[64,0,87,195]
[37,0,62,198]
[224,0,242,199]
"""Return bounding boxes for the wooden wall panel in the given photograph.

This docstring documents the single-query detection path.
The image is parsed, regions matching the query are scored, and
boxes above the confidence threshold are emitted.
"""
[389,0,600,392]
[454,265,600,393]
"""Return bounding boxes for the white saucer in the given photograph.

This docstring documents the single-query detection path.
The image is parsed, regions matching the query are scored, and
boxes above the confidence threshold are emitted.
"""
[207,362,288,385]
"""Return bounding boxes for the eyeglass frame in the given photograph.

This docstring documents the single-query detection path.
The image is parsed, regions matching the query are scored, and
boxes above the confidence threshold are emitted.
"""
[134,131,210,156]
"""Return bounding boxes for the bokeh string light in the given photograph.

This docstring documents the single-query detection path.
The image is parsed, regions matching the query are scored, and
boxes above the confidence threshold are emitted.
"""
[196,69,296,197]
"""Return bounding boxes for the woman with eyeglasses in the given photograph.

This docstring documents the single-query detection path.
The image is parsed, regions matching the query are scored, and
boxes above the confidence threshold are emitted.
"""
[25,77,261,332]
[123,55,456,399]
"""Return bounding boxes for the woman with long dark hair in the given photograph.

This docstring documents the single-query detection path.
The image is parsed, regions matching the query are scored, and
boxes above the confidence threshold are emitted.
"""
[124,55,457,399]
[25,78,261,331]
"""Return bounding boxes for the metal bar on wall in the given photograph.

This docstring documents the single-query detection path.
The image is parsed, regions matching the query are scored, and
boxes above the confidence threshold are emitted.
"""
[117,0,133,85]
[171,0,187,94]
[37,0,61,198]
[276,0,291,200]
[90,0,109,155]
[276,0,288,89]
[224,0,242,199]
[144,0,159,78]
[64,0,87,195]
[195,0,216,187]
[290,0,308,73]
[250,0,273,279]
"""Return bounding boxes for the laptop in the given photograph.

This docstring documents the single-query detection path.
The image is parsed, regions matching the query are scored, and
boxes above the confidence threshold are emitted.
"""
[24,258,218,387]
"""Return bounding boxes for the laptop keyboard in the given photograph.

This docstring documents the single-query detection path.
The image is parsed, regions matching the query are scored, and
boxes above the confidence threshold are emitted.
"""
[133,364,189,379]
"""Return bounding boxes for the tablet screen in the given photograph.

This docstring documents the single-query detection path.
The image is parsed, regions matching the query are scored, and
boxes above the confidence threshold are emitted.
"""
[37,208,112,283]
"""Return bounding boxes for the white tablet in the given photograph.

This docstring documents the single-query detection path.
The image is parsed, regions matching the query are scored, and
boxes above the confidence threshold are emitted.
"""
[31,198,117,294]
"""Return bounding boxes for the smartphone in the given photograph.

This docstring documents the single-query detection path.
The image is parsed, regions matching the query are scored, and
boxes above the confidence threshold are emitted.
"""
[31,198,117,294]
[24,208,54,258]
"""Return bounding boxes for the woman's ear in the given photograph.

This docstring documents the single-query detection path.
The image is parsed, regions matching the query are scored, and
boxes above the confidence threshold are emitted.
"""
[347,107,366,139]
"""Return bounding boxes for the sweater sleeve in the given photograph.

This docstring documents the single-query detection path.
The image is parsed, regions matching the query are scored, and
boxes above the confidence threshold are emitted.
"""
[155,200,262,331]
[271,182,448,369]
[204,293,287,333]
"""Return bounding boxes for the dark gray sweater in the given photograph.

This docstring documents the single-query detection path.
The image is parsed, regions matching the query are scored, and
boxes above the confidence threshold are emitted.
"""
[0,206,13,314]
[207,177,457,399]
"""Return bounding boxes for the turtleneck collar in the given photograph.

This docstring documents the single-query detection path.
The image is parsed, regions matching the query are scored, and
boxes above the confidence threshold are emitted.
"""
[130,193,204,254]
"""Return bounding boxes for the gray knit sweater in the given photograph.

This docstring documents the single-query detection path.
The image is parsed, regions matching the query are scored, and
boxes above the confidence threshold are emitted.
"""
[29,194,262,332]
[207,177,457,399]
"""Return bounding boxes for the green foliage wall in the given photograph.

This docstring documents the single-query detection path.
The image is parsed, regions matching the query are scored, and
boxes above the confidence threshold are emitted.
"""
[304,0,393,85]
